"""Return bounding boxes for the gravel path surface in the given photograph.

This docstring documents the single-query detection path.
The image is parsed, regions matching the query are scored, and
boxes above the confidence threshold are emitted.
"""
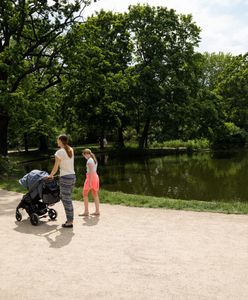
[1,189,248,300]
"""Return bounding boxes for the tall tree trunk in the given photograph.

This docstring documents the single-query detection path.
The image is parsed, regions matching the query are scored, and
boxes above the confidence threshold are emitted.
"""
[99,136,104,150]
[117,126,125,148]
[145,135,148,148]
[39,135,48,151]
[0,70,9,156]
[0,108,9,156]
[24,133,28,153]
[138,117,150,149]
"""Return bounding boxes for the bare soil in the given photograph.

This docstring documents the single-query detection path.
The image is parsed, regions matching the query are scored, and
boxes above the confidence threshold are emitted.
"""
[1,189,248,300]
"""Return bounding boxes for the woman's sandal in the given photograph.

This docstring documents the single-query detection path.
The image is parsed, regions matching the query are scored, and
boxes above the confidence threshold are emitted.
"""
[62,223,73,228]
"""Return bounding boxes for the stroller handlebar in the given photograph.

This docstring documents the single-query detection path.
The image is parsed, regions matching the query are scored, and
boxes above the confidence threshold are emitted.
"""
[43,175,60,182]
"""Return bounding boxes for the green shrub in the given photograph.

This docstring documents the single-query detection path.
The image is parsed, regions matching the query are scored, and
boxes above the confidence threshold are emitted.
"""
[0,157,13,177]
[0,156,21,179]
[151,139,210,150]
[211,122,247,149]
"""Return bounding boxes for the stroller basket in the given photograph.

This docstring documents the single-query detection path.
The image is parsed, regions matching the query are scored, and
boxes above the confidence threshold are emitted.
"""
[42,179,60,204]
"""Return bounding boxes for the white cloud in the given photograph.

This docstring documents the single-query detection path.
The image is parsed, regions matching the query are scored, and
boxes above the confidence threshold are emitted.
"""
[203,0,241,6]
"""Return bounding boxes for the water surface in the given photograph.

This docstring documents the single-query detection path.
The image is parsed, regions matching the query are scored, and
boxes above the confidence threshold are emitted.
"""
[22,150,248,202]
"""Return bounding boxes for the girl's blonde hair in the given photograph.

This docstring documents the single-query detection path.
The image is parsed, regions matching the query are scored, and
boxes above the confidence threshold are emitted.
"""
[83,148,97,164]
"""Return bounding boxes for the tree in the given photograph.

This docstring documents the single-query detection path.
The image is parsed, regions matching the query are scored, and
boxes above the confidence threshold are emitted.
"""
[126,4,201,148]
[216,53,248,131]
[199,52,233,90]
[185,52,248,147]
[160,52,235,142]
[0,0,94,156]
[175,52,232,141]
[61,10,133,148]
[205,53,248,147]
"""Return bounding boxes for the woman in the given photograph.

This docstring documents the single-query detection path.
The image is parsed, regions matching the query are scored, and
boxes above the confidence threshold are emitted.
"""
[79,148,100,216]
[48,134,76,228]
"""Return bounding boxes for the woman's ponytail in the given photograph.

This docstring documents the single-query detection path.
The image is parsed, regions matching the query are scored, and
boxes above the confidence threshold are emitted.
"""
[58,134,72,158]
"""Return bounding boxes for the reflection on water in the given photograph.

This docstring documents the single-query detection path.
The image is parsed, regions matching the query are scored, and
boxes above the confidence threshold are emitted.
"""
[21,150,248,202]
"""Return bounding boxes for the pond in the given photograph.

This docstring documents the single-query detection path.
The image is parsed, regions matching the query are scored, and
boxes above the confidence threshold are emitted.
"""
[21,150,248,203]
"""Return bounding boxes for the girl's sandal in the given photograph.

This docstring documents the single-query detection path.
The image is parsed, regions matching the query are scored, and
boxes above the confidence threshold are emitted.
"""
[78,213,89,217]
[90,212,100,216]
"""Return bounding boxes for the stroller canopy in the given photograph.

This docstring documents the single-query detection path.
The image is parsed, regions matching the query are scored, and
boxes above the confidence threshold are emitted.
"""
[19,169,49,199]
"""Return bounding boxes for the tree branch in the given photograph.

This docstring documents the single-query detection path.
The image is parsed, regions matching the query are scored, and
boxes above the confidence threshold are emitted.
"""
[29,11,38,42]
[10,66,37,93]
[16,0,27,43]
[35,76,62,94]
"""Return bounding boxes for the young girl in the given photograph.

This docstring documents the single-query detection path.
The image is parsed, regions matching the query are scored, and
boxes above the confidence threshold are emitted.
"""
[79,148,100,216]
[48,134,76,228]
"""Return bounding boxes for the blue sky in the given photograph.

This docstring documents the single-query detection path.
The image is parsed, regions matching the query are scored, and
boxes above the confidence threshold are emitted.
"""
[83,0,248,55]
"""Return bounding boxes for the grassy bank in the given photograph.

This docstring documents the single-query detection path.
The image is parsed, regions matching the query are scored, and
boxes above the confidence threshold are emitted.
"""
[1,178,248,215]
[151,138,210,151]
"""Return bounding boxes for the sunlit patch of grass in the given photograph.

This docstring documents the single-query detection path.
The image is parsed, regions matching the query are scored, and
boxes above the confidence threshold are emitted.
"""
[0,178,26,193]
[2,179,248,215]
[73,187,248,215]
[151,139,210,151]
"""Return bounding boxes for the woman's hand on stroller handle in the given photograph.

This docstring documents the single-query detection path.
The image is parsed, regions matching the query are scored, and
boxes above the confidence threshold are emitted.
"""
[46,174,60,180]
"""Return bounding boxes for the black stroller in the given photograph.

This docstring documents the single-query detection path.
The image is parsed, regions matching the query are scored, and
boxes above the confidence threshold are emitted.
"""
[16,169,60,226]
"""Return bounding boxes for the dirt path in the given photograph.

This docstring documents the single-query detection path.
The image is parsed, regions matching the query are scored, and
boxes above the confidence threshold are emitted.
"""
[1,189,248,300]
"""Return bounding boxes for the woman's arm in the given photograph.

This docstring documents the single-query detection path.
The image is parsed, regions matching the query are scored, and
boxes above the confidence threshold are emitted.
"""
[48,156,61,178]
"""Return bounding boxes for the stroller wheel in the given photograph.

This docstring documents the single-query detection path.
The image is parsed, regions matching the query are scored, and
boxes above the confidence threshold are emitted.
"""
[16,211,22,222]
[48,209,57,220]
[30,213,39,226]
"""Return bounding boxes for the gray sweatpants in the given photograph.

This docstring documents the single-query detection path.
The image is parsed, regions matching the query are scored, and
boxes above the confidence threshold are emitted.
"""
[59,174,76,222]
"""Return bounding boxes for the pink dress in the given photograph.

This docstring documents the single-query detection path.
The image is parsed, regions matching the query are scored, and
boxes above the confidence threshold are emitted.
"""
[83,158,99,192]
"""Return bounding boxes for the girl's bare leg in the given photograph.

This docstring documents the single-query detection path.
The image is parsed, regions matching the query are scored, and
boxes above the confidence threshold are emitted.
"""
[91,190,100,215]
[81,190,89,216]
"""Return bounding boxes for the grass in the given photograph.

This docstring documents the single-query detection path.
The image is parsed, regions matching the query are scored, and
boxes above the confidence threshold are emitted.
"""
[95,189,248,215]
[6,150,53,167]
[0,178,27,193]
[1,178,248,215]
[151,139,210,150]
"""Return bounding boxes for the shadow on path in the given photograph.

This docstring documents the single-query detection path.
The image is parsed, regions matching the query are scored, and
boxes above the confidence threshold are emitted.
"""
[82,215,100,226]
[14,219,74,248]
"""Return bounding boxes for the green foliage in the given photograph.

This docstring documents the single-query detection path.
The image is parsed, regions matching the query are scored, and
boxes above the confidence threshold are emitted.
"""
[61,10,133,144]
[151,139,210,150]
[0,157,10,175]
[215,53,248,132]
[175,53,234,142]
[199,52,233,89]
[0,0,95,155]
[211,122,247,148]
[123,127,138,144]
[2,3,248,153]
[127,4,201,148]
[0,177,26,193]
[0,156,17,177]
